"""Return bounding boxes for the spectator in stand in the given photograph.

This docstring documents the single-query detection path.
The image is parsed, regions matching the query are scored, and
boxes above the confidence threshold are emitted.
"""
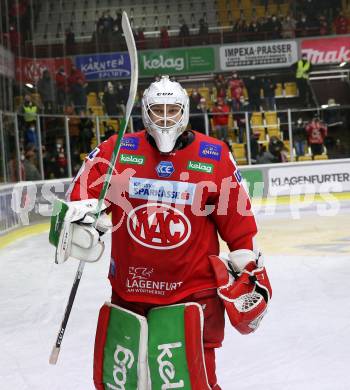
[234,108,248,143]
[318,14,329,35]
[56,66,68,112]
[56,140,68,178]
[116,82,128,114]
[65,27,75,51]
[160,26,170,48]
[232,17,248,35]
[19,94,39,134]
[103,82,119,117]
[79,114,94,153]
[334,11,349,34]
[198,18,209,44]
[228,72,245,112]
[256,144,277,164]
[268,136,287,163]
[37,69,56,114]
[189,89,202,113]
[24,121,39,149]
[296,14,309,37]
[23,143,41,181]
[179,20,190,39]
[245,75,262,111]
[248,17,261,40]
[131,92,144,133]
[261,77,276,111]
[113,10,123,32]
[104,10,114,33]
[270,15,282,39]
[214,74,227,99]
[135,27,146,50]
[293,53,312,107]
[189,97,208,134]
[301,0,317,20]
[305,117,328,156]
[68,65,87,115]
[246,132,260,164]
[281,14,296,38]
[211,97,230,141]
[293,117,307,159]
[65,105,80,155]
[111,25,122,43]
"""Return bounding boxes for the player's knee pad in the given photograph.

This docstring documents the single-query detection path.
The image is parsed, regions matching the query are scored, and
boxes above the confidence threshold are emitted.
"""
[148,302,211,390]
[94,302,212,390]
[93,302,149,390]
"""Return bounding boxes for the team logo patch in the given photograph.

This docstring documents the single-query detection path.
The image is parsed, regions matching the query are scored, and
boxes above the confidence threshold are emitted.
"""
[129,177,196,205]
[121,137,139,150]
[156,161,175,178]
[119,153,145,165]
[234,169,243,183]
[87,147,100,161]
[127,203,191,250]
[199,142,222,161]
[187,160,214,174]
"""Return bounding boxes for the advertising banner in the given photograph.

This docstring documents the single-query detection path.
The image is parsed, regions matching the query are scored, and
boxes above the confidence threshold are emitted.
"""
[0,45,14,79]
[241,169,264,197]
[75,52,131,80]
[268,162,350,196]
[220,40,298,70]
[301,36,350,64]
[15,57,72,84]
[139,47,215,76]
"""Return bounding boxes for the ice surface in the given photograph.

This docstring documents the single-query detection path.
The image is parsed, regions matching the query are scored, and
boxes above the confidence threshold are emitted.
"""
[1,206,350,389]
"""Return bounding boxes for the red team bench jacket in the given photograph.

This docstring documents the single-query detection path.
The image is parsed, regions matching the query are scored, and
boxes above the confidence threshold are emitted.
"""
[67,130,257,305]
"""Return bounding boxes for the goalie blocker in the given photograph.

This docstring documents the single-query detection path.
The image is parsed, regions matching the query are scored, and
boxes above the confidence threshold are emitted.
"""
[94,302,211,390]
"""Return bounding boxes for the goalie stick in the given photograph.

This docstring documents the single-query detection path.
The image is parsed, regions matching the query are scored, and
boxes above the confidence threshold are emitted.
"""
[49,11,139,365]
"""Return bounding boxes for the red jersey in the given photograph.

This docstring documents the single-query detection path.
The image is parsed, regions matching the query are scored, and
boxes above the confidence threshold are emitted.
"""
[67,131,257,304]
[211,105,230,126]
[306,121,327,144]
[228,78,244,101]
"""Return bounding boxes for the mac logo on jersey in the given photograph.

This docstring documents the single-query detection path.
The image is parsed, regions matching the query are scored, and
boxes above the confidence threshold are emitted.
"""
[127,203,191,250]
[156,161,175,178]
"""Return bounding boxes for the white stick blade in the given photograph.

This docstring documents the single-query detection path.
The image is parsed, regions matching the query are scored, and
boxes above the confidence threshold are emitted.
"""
[49,346,60,365]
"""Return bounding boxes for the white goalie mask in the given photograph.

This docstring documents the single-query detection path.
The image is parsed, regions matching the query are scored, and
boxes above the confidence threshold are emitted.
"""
[142,75,189,153]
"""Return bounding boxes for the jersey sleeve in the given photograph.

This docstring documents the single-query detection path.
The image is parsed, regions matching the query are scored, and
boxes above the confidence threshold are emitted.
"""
[66,138,115,201]
[210,143,258,252]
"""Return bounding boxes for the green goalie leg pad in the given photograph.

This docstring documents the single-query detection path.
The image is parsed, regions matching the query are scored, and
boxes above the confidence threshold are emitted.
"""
[147,302,211,390]
[93,302,149,390]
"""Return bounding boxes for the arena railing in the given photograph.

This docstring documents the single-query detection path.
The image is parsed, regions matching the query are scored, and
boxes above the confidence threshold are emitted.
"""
[0,106,349,185]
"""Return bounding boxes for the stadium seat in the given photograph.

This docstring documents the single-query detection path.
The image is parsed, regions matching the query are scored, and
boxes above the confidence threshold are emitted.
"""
[232,143,247,165]
[298,155,312,161]
[275,83,284,98]
[198,87,210,102]
[87,92,98,107]
[284,82,298,97]
[314,154,328,160]
[251,112,266,141]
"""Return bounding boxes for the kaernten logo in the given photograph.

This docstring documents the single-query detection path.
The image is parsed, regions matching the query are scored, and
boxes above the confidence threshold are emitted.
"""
[199,142,222,161]
[127,203,191,250]
[121,137,139,150]
[156,161,175,178]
